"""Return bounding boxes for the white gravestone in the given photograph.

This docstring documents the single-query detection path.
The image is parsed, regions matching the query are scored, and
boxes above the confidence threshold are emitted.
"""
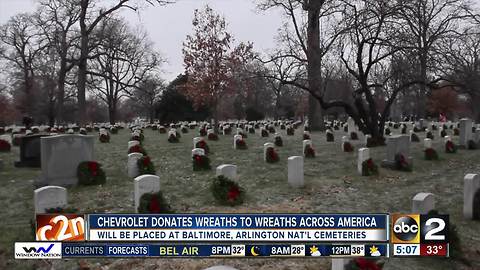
[381,135,411,168]
[263,143,275,162]
[38,135,94,186]
[288,156,304,188]
[233,135,242,149]
[134,174,160,213]
[424,138,432,149]
[216,164,238,181]
[193,137,204,148]
[128,140,140,150]
[365,134,371,146]
[357,148,370,175]
[127,152,144,178]
[463,174,480,220]
[347,117,356,133]
[459,118,472,147]
[192,148,205,157]
[412,192,435,214]
[34,186,67,214]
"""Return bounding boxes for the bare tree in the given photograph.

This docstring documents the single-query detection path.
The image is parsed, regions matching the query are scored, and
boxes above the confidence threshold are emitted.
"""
[87,17,160,124]
[396,0,473,117]
[0,13,46,116]
[76,0,172,125]
[132,76,165,123]
[36,0,80,124]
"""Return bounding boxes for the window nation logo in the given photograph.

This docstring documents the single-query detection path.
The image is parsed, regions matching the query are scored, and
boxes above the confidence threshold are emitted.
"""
[15,242,62,259]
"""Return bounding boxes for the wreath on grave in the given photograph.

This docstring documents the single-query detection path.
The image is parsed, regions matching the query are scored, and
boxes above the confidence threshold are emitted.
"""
[394,153,412,171]
[137,156,156,175]
[211,175,245,206]
[238,131,248,138]
[344,126,349,132]
[99,133,110,143]
[362,158,378,176]
[410,133,420,142]
[208,132,219,141]
[45,207,78,213]
[0,139,11,152]
[235,138,247,150]
[384,128,391,136]
[128,145,148,156]
[413,126,421,132]
[175,130,182,138]
[401,126,407,134]
[159,127,167,134]
[248,127,255,134]
[304,144,315,158]
[280,125,286,130]
[426,131,434,140]
[343,141,354,152]
[110,127,118,134]
[445,140,457,153]
[326,132,334,142]
[181,127,189,133]
[467,140,478,150]
[453,128,459,136]
[79,129,87,135]
[137,191,173,214]
[350,132,359,140]
[196,140,210,154]
[168,133,179,143]
[199,128,207,137]
[274,136,283,147]
[266,147,279,163]
[77,161,106,185]
[440,130,447,137]
[268,127,276,133]
[345,258,384,270]
[287,127,295,136]
[193,154,211,171]
[424,148,439,160]
[261,129,269,137]
[303,133,311,140]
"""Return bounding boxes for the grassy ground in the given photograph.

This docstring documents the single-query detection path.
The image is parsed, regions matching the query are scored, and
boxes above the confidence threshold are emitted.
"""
[0,126,479,270]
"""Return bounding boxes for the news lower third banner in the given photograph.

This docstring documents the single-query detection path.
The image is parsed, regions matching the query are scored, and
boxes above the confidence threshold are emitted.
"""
[52,242,388,258]
[87,214,388,242]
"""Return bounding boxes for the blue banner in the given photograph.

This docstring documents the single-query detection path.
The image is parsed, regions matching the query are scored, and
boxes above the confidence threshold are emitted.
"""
[88,214,387,229]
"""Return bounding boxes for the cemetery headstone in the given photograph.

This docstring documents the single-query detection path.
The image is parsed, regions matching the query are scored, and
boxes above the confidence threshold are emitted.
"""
[463,174,480,220]
[381,135,411,169]
[288,156,304,187]
[412,192,435,214]
[357,148,370,175]
[127,152,144,178]
[459,118,473,148]
[34,186,67,214]
[216,164,238,181]
[37,135,94,186]
[134,174,160,213]
[15,134,50,168]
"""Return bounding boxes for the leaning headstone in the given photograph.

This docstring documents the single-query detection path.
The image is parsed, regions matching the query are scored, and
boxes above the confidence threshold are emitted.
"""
[127,152,144,178]
[357,148,370,175]
[412,192,435,214]
[134,174,160,213]
[288,156,304,187]
[381,135,411,168]
[34,186,67,214]
[38,135,94,186]
[463,174,480,220]
[459,118,473,148]
[216,164,238,180]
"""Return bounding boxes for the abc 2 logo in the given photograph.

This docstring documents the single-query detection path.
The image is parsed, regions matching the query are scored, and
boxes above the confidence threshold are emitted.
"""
[391,214,449,244]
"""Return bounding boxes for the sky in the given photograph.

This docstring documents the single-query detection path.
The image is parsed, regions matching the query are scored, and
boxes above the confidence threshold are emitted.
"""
[0,0,285,80]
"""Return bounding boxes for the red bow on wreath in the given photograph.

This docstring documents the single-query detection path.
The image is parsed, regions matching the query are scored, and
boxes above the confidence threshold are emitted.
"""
[227,186,240,202]
[143,157,151,166]
[149,196,161,213]
[88,162,98,176]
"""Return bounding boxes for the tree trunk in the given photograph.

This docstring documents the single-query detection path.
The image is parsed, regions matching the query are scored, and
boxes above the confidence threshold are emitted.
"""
[108,102,116,125]
[306,2,325,131]
[56,65,66,124]
[77,2,88,126]
[418,52,428,118]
